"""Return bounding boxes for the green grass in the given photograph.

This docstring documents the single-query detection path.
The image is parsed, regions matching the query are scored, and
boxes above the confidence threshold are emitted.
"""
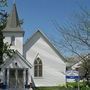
[34,86,66,90]
[34,82,90,90]
[35,87,90,90]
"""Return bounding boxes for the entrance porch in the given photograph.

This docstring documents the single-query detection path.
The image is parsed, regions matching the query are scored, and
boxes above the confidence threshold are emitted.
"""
[3,68,32,89]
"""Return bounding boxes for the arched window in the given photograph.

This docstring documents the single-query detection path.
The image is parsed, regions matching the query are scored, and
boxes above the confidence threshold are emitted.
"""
[34,58,42,77]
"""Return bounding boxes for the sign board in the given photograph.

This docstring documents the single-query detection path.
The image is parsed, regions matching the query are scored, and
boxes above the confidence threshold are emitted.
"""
[66,70,80,82]
[66,76,80,79]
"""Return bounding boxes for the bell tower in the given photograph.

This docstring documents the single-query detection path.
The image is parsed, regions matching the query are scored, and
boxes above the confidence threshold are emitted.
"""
[3,2,24,55]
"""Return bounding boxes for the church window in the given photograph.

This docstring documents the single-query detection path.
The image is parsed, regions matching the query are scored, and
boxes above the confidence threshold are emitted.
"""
[11,36,15,45]
[34,58,42,77]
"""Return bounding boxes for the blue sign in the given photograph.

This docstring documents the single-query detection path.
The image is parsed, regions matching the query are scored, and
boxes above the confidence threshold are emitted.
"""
[66,76,80,79]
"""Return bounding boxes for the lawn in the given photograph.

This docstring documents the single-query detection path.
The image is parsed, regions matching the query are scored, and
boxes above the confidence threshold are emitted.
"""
[34,82,90,90]
[34,87,66,90]
[34,86,90,90]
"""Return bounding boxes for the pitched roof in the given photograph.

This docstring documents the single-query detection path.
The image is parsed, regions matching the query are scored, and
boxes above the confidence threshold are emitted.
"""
[0,50,32,70]
[3,3,23,32]
[24,30,66,62]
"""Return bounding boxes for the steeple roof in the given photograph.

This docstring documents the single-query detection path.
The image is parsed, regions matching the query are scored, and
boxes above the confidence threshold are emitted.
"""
[3,2,23,32]
[7,3,19,28]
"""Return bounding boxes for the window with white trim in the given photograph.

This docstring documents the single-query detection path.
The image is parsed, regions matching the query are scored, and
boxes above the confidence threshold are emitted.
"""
[34,58,42,77]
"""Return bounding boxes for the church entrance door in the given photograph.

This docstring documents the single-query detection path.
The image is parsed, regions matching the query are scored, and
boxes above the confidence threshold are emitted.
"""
[9,69,24,89]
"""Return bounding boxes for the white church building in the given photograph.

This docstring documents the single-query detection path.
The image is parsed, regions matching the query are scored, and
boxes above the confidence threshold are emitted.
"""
[0,3,66,89]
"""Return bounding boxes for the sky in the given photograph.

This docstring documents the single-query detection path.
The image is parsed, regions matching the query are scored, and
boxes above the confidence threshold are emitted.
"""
[4,0,90,56]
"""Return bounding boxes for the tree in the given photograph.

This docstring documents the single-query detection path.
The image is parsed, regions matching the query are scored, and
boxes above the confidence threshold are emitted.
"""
[0,0,14,64]
[0,0,7,7]
[54,9,90,86]
[79,54,90,86]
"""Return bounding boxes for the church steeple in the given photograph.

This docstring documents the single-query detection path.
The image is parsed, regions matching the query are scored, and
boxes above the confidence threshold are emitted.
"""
[3,2,22,31]
[7,3,20,28]
[3,1,24,55]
